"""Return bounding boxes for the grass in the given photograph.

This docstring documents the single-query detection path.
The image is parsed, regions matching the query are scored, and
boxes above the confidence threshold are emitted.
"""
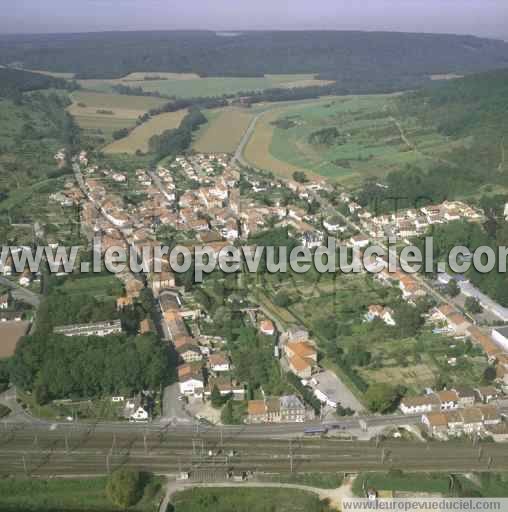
[103,109,187,154]
[353,472,452,496]
[170,487,331,512]
[243,94,459,185]
[192,107,254,153]
[258,472,343,489]
[79,73,331,98]
[57,274,124,299]
[0,475,164,511]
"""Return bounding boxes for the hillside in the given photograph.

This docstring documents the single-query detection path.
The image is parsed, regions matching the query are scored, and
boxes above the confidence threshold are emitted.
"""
[359,68,508,209]
[0,67,75,99]
[1,31,508,93]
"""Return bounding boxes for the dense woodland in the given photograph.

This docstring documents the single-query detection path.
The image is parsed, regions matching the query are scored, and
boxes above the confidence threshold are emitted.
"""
[2,31,508,92]
[0,68,77,100]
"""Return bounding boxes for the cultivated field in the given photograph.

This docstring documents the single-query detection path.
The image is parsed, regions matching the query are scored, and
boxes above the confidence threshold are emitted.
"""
[243,94,462,184]
[68,91,167,139]
[103,109,187,154]
[193,107,255,153]
[79,73,333,98]
[0,321,30,358]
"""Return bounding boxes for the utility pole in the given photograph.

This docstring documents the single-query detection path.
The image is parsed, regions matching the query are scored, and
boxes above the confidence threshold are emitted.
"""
[65,433,69,454]
[144,430,148,455]
[289,439,293,474]
[22,454,27,476]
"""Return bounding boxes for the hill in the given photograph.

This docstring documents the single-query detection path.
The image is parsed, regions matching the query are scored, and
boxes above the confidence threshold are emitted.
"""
[358,68,508,210]
[0,67,75,99]
[1,31,508,93]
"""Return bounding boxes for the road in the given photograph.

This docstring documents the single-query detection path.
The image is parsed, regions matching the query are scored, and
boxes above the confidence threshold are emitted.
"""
[0,276,40,307]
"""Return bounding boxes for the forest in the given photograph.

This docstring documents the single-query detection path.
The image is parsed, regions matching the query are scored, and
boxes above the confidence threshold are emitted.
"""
[2,31,508,92]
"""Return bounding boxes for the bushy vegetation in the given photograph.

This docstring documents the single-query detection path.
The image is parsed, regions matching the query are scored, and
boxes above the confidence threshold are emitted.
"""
[148,107,207,159]
[170,487,334,512]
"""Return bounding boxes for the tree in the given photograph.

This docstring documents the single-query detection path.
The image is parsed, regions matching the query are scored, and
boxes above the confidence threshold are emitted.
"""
[106,469,143,508]
[292,171,308,183]
[210,385,223,408]
[445,279,460,297]
[273,291,290,308]
[364,384,399,413]
[465,297,483,314]
[221,400,234,424]
[483,366,497,384]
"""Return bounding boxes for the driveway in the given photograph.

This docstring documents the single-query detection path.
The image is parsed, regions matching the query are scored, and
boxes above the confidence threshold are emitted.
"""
[161,383,190,423]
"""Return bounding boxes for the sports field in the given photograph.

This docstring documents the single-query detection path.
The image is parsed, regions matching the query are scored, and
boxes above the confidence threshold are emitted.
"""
[243,94,463,184]
[192,107,254,153]
[103,109,187,154]
[79,73,333,98]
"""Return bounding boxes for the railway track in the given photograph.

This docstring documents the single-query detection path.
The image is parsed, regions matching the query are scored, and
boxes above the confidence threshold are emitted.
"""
[1,428,508,477]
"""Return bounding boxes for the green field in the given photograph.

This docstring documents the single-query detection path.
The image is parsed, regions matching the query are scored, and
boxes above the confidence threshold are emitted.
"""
[0,476,163,511]
[244,94,465,184]
[80,73,333,98]
[170,487,333,512]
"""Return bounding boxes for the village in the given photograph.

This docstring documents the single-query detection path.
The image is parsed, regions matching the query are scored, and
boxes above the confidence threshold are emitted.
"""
[1,148,508,433]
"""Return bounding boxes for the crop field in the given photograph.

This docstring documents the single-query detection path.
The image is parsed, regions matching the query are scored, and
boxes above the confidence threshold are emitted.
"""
[68,91,168,139]
[0,321,30,358]
[193,107,254,153]
[243,94,464,184]
[103,109,187,154]
[79,73,332,98]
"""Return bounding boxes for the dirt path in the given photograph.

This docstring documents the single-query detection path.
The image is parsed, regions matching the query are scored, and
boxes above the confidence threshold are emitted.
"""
[160,477,357,511]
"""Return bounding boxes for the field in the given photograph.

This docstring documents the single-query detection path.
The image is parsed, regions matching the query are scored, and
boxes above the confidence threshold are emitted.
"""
[243,94,465,184]
[0,321,30,358]
[171,487,330,512]
[103,109,187,154]
[192,107,254,153]
[68,91,167,140]
[79,73,333,98]
[0,476,163,512]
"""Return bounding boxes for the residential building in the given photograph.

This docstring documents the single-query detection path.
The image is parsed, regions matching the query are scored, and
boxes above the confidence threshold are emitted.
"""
[178,364,204,397]
[452,387,476,408]
[288,354,312,379]
[475,386,498,404]
[492,326,508,352]
[247,395,306,424]
[208,352,231,373]
[259,319,275,336]
[436,390,459,411]
[399,394,440,415]
[178,344,203,363]
[422,412,449,436]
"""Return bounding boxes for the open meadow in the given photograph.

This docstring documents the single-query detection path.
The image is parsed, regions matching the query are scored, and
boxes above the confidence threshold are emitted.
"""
[192,107,254,153]
[78,73,333,98]
[103,109,187,154]
[243,94,466,184]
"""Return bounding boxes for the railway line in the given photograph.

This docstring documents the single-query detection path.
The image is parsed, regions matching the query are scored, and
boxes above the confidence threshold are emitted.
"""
[2,426,508,477]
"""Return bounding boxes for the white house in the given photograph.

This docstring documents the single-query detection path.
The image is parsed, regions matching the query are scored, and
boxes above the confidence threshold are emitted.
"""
[301,231,324,249]
[399,394,440,415]
[323,216,342,232]
[209,352,231,373]
[349,234,370,248]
